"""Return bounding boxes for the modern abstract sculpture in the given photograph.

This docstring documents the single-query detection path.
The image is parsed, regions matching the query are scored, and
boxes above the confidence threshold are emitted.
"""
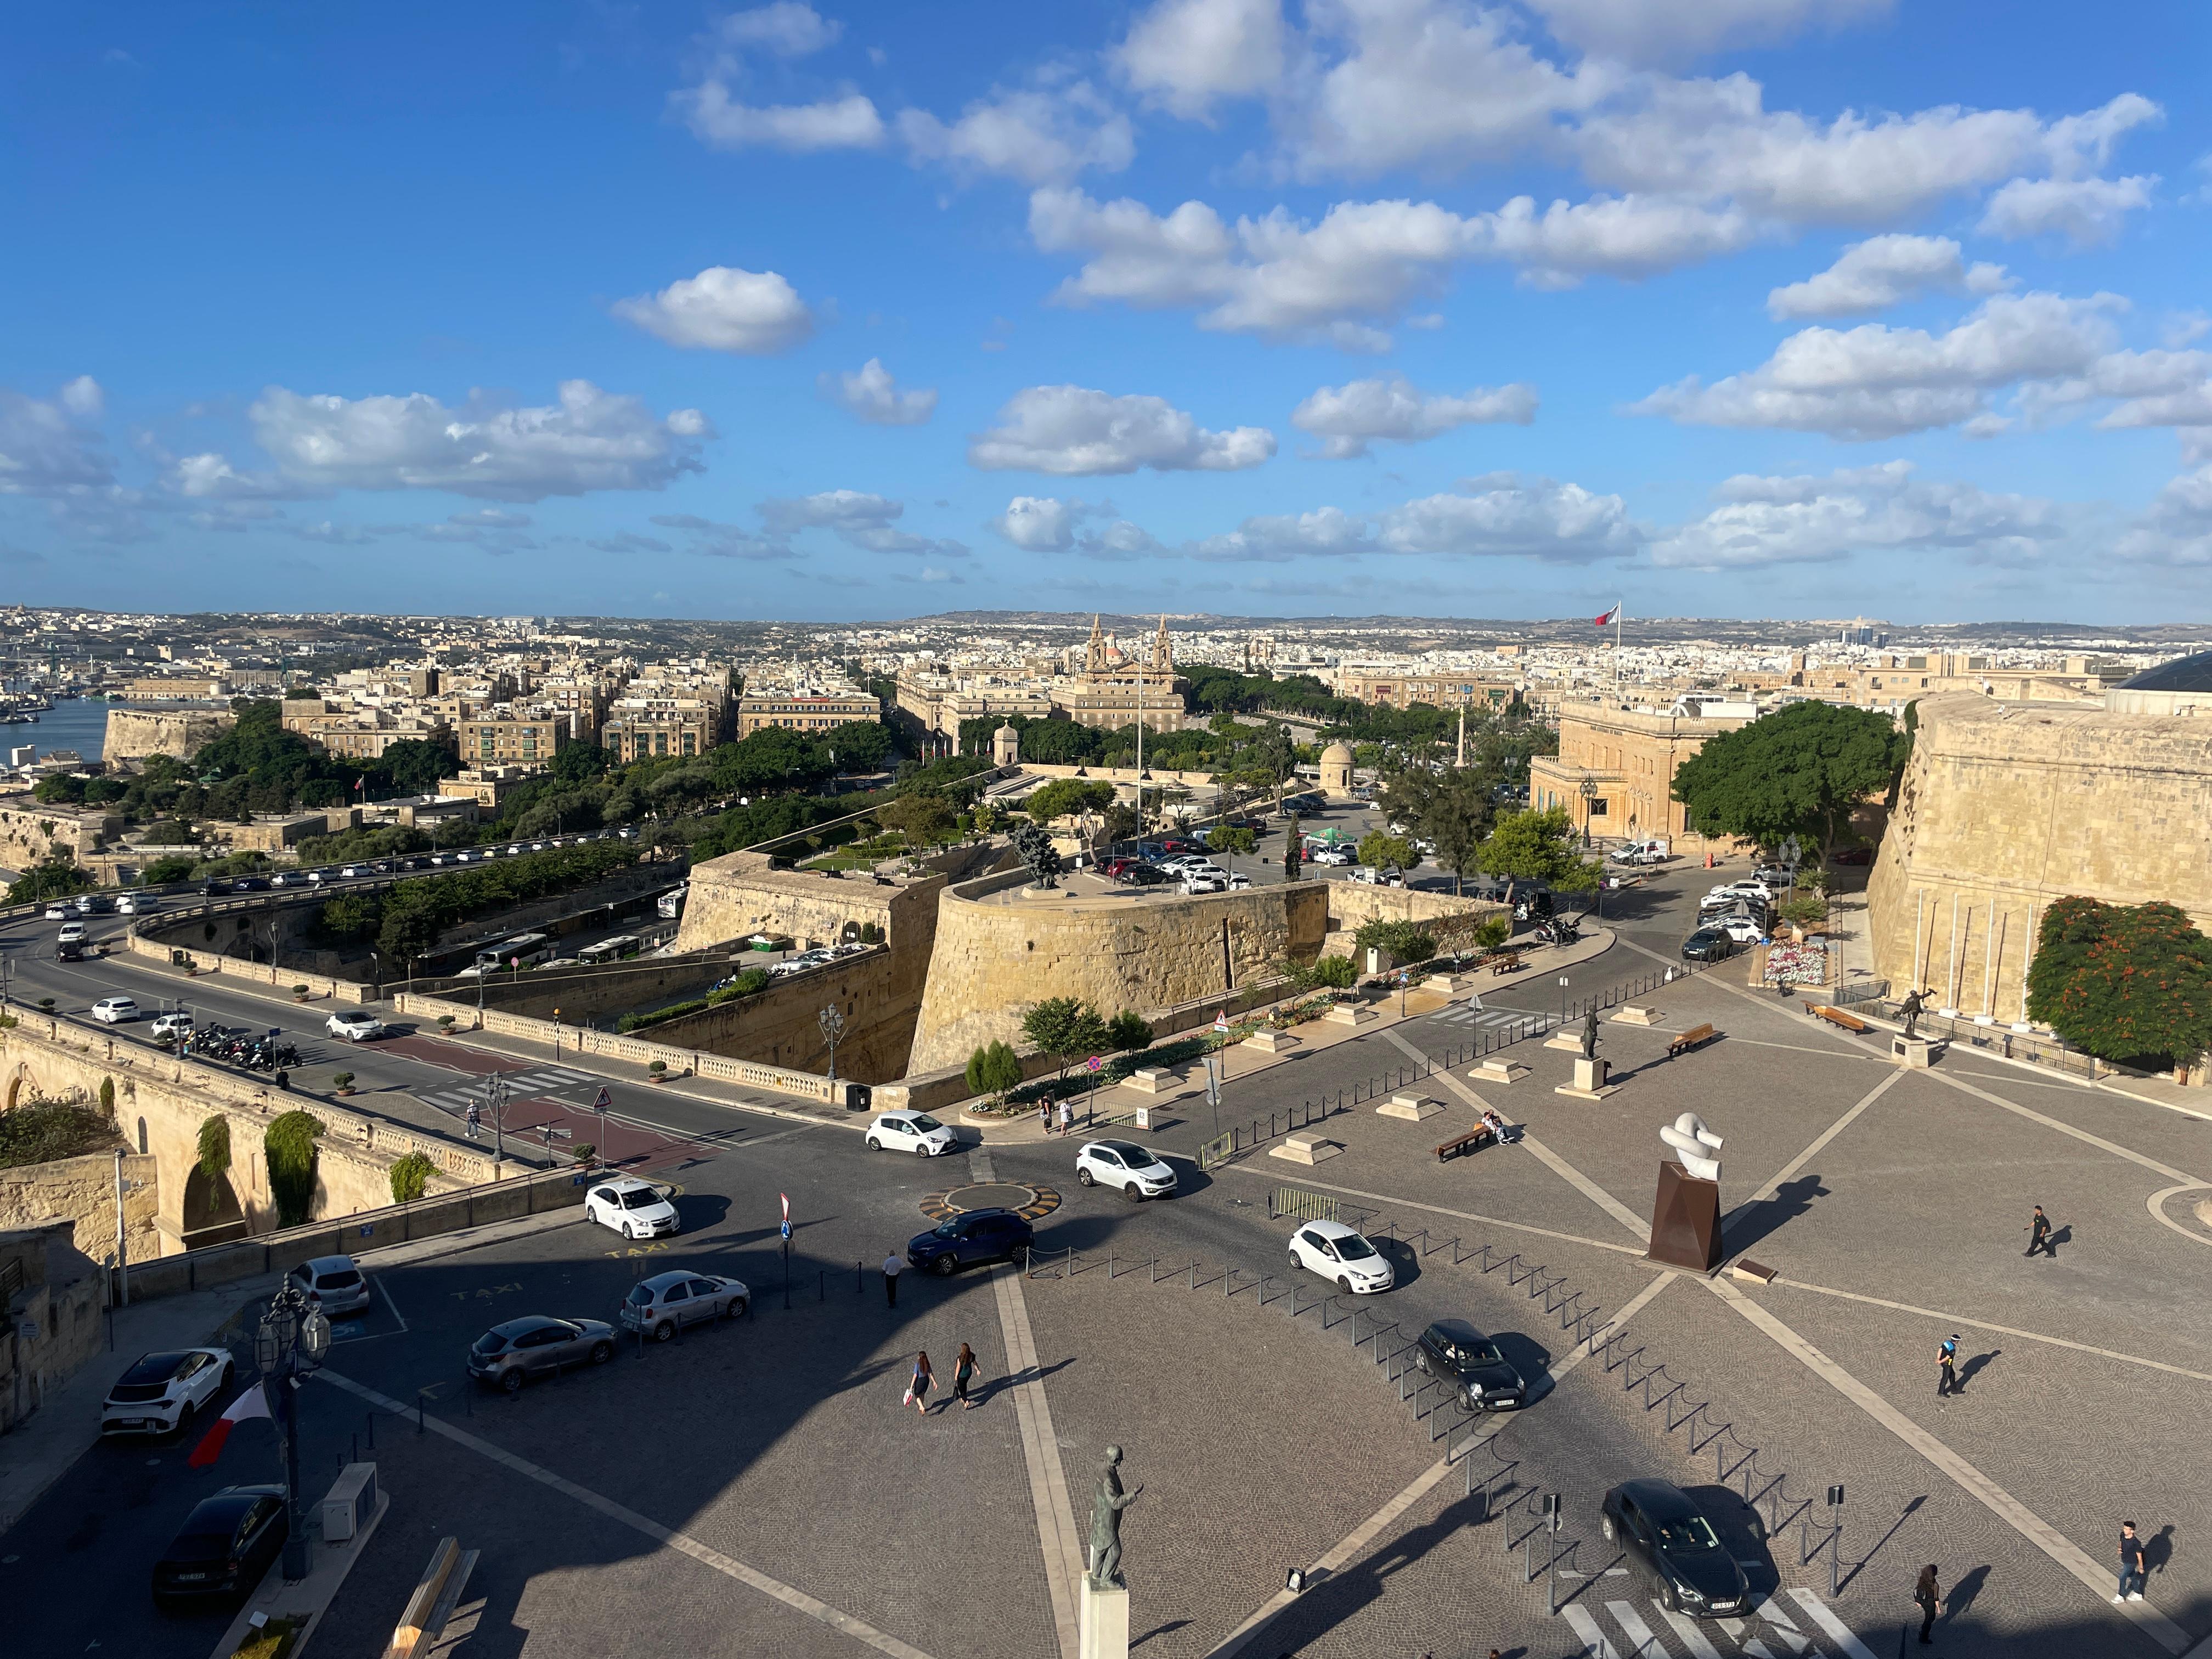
[1648,1111,1725,1272]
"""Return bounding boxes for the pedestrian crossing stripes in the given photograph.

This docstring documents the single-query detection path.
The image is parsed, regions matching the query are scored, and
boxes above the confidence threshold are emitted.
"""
[1427,1002,1536,1030]
[413,1066,602,1118]
[1559,1588,1871,1659]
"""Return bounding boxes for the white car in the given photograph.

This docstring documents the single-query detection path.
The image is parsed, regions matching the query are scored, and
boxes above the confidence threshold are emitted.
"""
[1286,1220,1395,1294]
[91,996,140,1023]
[101,1347,235,1438]
[151,1012,194,1042]
[584,1177,681,1240]
[43,904,69,921]
[1180,873,1226,894]
[339,864,365,877]
[326,1010,386,1042]
[1712,915,1765,945]
[867,1110,955,1156]
[1308,846,1355,867]
[1075,1139,1177,1201]
[1704,883,1767,905]
[117,893,157,914]
[57,922,87,945]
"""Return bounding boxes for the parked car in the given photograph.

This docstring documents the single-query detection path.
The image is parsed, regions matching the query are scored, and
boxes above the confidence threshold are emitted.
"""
[1711,915,1764,945]
[866,1110,955,1156]
[1179,872,1227,895]
[286,1254,373,1318]
[150,1011,195,1042]
[117,893,157,914]
[326,1009,386,1042]
[42,903,69,920]
[1413,1318,1527,1411]
[1286,1220,1394,1294]
[906,1207,1035,1276]
[103,1347,236,1438]
[619,1270,749,1341]
[469,1315,618,1392]
[234,877,270,892]
[1074,1140,1177,1200]
[584,1176,681,1239]
[150,1485,287,1609]
[91,996,140,1023]
[1599,1479,1754,1617]
[338,864,365,877]
[1348,866,1404,887]
[1118,864,1173,887]
[1308,845,1355,866]
[1680,928,1737,962]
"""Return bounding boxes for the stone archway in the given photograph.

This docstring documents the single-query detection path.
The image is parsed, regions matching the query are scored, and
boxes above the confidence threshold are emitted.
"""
[180,1163,248,1249]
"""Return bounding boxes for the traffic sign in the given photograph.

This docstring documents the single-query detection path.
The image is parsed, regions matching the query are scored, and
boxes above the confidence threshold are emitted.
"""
[1212,1010,1229,1034]
[1085,1054,1102,1072]
[780,1192,791,1241]
[593,1084,613,1111]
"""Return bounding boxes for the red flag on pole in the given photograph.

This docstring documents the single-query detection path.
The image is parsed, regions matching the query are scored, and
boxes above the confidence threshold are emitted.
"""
[187,1380,273,1469]
[1592,604,1619,628]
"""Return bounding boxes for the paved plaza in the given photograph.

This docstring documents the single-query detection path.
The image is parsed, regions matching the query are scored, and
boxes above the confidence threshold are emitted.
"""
[5,859,2210,1658]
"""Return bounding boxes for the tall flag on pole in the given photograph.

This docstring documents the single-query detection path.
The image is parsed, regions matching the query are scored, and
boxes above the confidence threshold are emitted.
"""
[1592,603,1620,628]
[187,1380,273,1469]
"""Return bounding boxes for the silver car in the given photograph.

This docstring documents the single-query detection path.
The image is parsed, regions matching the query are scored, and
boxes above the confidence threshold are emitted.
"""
[469,1316,618,1392]
[286,1254,373,1318]
[619,1270,750,1342]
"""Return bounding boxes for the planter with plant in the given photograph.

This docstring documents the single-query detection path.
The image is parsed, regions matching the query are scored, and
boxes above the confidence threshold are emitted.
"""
[572,1142,595,1165]
[332,1071,355,1096]
[437,1013,455,1031]
[647,1059,667,1082]
[292,983,311,1001]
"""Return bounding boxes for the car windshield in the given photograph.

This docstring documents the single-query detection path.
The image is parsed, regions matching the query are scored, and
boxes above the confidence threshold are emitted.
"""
[909,1114,943,1132]
[471,1331,508,1356]
[1335,1233,1379,1260]
[933,1221,961,1238]
[165,1528,239,1564]
[1451,1341,1503,1364]
[619,1189,662,1210]
[626,1284,657,1305]
[1655,1515,1721,1553]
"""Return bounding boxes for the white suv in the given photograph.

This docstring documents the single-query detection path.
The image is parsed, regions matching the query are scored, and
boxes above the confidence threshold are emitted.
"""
[101,1347,235,1438]
[1075,1140,1177,1200]
[326,1010,386,1042]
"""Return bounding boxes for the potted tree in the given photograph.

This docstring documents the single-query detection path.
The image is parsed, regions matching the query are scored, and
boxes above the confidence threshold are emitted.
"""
[332,1071,356,1097]
[292,983,311,1002]
[647,1058,668,1084]
[437,1013,456,1032]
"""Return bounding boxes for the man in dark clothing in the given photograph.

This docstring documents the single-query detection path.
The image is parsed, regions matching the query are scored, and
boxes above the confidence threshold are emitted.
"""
[2025,1205,2053,1257]
[1937,1335,1960,1397]
[1915,1564,1944,1643]
[2117,1521,2147,1601]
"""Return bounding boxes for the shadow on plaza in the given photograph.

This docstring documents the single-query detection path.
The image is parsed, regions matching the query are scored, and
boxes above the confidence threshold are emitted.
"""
[1720,1172,1830,1258]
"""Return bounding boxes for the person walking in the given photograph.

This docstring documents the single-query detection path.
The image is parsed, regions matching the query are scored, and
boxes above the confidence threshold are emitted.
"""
[1058,1097,1073,1137]
[2024,1205,2053,1257]
[953,1342,979,1409]
[1914,1564,1944,1644]
[1039,1098,1052,1137]
[2117,1521,2147,1602]
[1937,1334,1960,1397]
[466,1099,482,1141]
[882,1249,902,1308]
[906,1350,933,1415]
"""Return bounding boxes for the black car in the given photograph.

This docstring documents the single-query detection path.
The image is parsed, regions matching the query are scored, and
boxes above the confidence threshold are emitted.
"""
[233,876,271,893]
[1599,1479,1753,1618]
[150,1485,288,1609]
[1119,864,1173,887]
[1680,928,1736,962]
[200,878,235,896]
[906,1207,1035,1276]
[1413,1318,1527,1411]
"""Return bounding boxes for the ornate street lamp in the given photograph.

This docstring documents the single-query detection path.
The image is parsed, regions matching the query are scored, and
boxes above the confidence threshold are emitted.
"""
[819,1004,845,1082]
[1579,772,1599,845]
[255,1280,332,1581]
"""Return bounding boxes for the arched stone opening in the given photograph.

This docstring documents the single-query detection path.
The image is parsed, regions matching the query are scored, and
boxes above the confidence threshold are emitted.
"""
[180,1163,249,1249]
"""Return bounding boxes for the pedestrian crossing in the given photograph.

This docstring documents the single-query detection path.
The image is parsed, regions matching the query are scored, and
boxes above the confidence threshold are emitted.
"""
[413,1064,601,1118]
[1560,1588,1875,1659]
[1426,1000,1538,1032]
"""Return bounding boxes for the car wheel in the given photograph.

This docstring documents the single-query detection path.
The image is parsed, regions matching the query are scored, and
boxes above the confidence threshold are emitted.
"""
[589,1342,612,1365]
[1077,1167,1094,1186]
[720,1295,739,1319]
[626,1221,641,1240]
[1124,1183,1144,1203]
[1288,1249,1301,1271]
[933,1255,958,1277]
[1600,1514,1616,1544]
[1415,1349,1431,1374]
[1660,1578,1680,1613]
[1337,1276,1353,1294]
[866,1137,880,1152]
[654,1321,675,1343]
[173,1401,194,1437]
[500,1368,524,1393]
[915,1143,929,1156]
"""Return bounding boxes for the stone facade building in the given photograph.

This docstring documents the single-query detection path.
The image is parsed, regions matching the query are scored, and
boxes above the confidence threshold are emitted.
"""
[1528,696,1756,844]
[735,691,882,737]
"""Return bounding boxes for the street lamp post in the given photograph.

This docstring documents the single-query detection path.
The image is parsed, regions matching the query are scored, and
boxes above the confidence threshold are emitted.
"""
[255,1280,332,1582]
[1578,773,1598,848]
[819,1005,845,1082]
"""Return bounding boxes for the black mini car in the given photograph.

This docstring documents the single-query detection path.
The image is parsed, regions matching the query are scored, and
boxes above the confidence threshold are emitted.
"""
[1599,1479,1753,1618]
[151,1485,287,1609]
[906,1207,1035,1276]
[1413,1318,1526,1411]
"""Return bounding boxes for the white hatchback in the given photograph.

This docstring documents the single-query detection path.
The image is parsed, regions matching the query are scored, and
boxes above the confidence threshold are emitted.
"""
[92,996,140,1023]
[584,1177,681,1239]
[1075,1139,1177,1200]
[1286,1220,1395,1294]
[866,1110,955,1156]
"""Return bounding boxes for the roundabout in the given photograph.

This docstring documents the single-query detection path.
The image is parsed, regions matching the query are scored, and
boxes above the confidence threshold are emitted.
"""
[919,1181,1062,1222]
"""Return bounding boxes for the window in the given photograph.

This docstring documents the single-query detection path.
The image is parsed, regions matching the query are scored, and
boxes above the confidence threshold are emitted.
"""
[136,1116,147,1154]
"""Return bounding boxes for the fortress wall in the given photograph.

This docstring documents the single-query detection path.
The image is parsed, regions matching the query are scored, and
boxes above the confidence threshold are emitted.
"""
[105,708,234,763]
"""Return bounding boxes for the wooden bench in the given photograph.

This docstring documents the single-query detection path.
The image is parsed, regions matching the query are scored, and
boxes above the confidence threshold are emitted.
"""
[1435,1124,1498,1163]
[1810,1005,1869,1034]
[1488,953,1523,977]
[1666,1023,1719,1058]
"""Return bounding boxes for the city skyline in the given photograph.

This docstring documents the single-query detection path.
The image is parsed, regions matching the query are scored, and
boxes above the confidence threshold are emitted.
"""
[4,1,2207,622]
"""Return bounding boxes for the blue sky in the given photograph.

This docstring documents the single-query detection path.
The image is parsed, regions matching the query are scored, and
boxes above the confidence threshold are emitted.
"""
[3,0,2208,623]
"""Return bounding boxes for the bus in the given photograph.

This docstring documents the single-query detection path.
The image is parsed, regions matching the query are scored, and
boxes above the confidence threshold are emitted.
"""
[657,883,687,921]
[473,932,554,972]
[578,935,639,966]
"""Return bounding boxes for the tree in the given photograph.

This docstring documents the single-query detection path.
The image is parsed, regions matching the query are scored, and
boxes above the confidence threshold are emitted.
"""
[1022,998,1111,1080]
[550,742,614,786]
[389,1150,434,1205]
[2026,898,2212,1068]
[7,854,94,905]
[1207,825,1257,856]
[1025,778,1116,824]
[383,738,455,793]
[264,1109,325,1228]
[1476,806,1599,904]
[1357,831,1419,872]
[1107,1011,1153,1051]
[140,854,198,885]
[877,791,955,845]
[1669,701,1906,862]
[1382,763,1497,894]
[822,720,894,772]
[983,1039,1023,1094]
[138,817,200,845]
[1353,918,1436,966]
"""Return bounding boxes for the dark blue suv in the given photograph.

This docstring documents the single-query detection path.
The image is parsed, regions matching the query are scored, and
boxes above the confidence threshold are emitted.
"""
[906,1208,1035,1276]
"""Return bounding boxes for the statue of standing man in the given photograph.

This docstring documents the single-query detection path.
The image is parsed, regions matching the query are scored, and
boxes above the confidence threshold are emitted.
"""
[1579,1005,1601,1062]
[1898,988,1926,1041]
[1088,1445,1141,1590]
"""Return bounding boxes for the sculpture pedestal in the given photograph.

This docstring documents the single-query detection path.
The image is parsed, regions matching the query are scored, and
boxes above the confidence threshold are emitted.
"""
[1891,1035,1933,1069]
[1554,1056,1617,1100]
[1646,1160,1723,1272]
[1079,1581,1129,1659]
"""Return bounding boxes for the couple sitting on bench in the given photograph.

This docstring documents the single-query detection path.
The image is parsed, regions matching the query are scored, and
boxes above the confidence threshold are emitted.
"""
[1473,1109,1514,1149]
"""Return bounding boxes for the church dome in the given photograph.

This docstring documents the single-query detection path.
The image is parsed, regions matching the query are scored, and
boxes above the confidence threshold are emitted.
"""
[2117,650,2212,693]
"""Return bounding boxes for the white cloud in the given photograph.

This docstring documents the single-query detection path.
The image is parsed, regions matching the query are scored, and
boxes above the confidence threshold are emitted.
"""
[288,521,374,545]
[1649,459,2069,568]
[989,495,1079,551]
[613,266,814,353]
[1291,374,1537,457]
[0,381,112,493]
[1079,520,1169,560]
[820,359,937,426]
[714,3,840,57]
[678,86,885,152]
[166,452,293,499]
[969,385,1276,475]
[896,83,1132,185]
[755,489,969,556]
[448,509,531,527]
[246,381,712,500]
[2114,464,2212,567]
[1476,191,1757,286]
[1632,291,2120,439]
[1190,505,1372,562]
[1978,174,2157,247]
[650,513,791,560]
[1767,235,2011,319]
[1372,473,1638,562]
[1522,0,1892,65]
[1115,0,1286,117]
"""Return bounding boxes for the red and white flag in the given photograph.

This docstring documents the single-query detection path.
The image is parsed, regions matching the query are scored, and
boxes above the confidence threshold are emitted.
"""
[1592,603,1620,628]
[188,1380,273,1469]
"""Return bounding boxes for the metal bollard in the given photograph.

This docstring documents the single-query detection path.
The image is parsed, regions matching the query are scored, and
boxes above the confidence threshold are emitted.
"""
[856,1259,863,1293]
[366,1413,375,1450]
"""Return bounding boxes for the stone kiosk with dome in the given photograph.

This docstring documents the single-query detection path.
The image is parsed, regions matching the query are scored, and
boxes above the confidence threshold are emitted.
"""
[1319,740,1355,797]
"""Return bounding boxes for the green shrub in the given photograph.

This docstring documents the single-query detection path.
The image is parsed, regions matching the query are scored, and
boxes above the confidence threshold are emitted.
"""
[0,1099,119,1168]
[965,1046,990,1095]
[1352,918,1436,966]
[98,1077,115,1115]
[571,1142,595,1164]
[1474,916,1512,951]
[388,1150,433,1204]
[331,1071,354,1091]
[1107,1011,1154,1052]
[264,1110,325,1227]
[198,1116,232,1181]
[984,1039,1023,1094]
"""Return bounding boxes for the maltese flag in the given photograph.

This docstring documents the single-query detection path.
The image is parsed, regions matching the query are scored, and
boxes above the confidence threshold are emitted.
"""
[1592,603,1620,628]
[187,1380,273,1469]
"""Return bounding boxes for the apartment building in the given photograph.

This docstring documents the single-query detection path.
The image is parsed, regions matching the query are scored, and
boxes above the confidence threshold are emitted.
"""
[736,690,881,737]
[456,704,584,769]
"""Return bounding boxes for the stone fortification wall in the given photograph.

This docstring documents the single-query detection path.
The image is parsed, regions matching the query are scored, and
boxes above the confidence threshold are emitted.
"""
[0,1149,158,1270]
[1319,882,1509,958]
[905,872,1332,1075]
[634,949,913,1084]
[675,850,929,953]
[1866,692,2212,1022]
[105,707,234,763]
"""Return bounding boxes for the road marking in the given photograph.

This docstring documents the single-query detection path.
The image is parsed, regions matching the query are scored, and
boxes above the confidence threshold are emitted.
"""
[313,1367,939,1659]
[1757,1593,1811,1653]
[1726,1069,1902,1221]
[1560,1604,1609,1655]
[1788,1587,1879,1659]
[375,1274,409,1335]
[971,1148,1083,1659]
[1609,1600,1668,1656]
[1923,1066,2204,1185]
[1653,1601,1725,1658]
[1204,1271,1678,1659]
[1213,1163,1649,1258]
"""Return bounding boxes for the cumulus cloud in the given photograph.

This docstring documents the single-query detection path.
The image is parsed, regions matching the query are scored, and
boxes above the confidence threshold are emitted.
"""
[1115,0,1287,118]
[1978,174,2157,247]
[1190,505,1372,562]
[613,267,814,353]
[243,381,712,500]
[755,489,970,556]
[650,513,791,561]
[0,380,113,494]
[1292,375,1538,457]
[989,495,1080,551]
[1649,460,2070,569]
[1767,235,2011,320]
[2114,464,2212,567]
[1187,475,1635,563]
[714,2,840,56]
[670,4,884,153]
[896,83,1132,185]
[968,385,1275,475]
[1522,0,1892,65]
[820,359,936,426]
[1631,291,2121,439]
